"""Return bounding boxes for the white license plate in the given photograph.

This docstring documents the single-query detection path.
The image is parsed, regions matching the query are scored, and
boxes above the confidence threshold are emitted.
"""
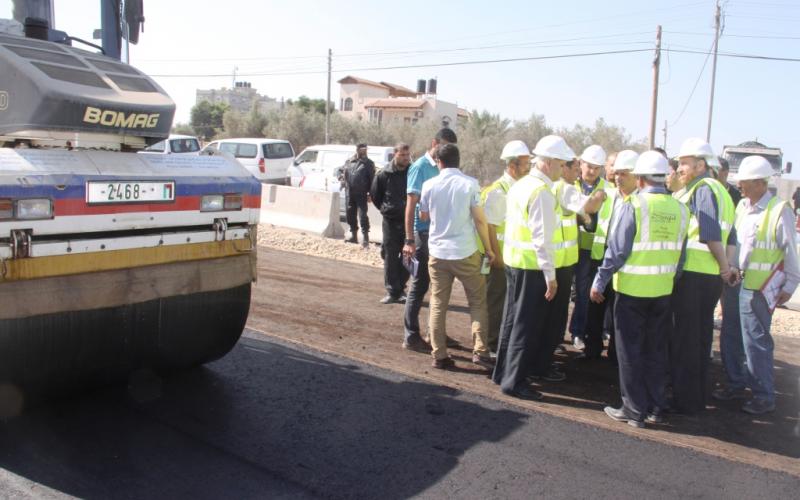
[86,181,175,204]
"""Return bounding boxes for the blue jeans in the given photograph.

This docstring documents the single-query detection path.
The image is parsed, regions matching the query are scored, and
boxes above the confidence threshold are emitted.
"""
[403,231,429,342]
[568,249,593,340]
[723,287,775,404]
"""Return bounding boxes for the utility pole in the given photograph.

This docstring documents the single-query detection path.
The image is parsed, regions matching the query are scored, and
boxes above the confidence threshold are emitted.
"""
[325,48,332,144]
[648,25,662,149]
[662,120,668,150]
[706,0,721,142]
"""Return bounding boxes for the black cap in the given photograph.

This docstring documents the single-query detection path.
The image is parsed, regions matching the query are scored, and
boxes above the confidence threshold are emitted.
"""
[356,143,367,149]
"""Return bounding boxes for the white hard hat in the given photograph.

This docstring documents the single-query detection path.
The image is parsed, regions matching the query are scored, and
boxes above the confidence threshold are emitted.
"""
[500,140,531,161]
[736,155,774,180]
[580,145,607,166]
[532,135,575,161]
[675,137,716,163]
[633,150,669,176]
[613,150,639,172]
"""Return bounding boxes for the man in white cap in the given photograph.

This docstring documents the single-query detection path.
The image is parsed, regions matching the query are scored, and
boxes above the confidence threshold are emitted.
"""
[591,151,689,427]
[670,137,737,414]
[581,150,639,361]
[569,145,611,351]
[532,152,605,381]
[714,156,799,414]
[492,135,572,401]
[480,140,532,353]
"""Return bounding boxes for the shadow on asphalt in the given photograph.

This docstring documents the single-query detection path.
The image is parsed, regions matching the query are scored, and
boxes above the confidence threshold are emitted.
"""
[0,335,528,499]
[544,347,800,461]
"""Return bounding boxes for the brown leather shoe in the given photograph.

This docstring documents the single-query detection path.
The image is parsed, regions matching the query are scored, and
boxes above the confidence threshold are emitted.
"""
[402,337,431,353]
[431,357,455,370]
[471,354,495,370]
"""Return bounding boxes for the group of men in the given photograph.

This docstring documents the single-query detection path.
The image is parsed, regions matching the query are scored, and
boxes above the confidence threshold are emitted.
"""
[367,128,798,428]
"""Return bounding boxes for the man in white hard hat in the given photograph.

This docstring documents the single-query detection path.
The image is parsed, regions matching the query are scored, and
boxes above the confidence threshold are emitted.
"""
[590,151,689,427]
[532,153,605,381]
[492,135,571,401]
[713,156,799,414]
[581,150,639,361]
[670,137,737,414]
[480,140,532,353]
[569,145,610,352]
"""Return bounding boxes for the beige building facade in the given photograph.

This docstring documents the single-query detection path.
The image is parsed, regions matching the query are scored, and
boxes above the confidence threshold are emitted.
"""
[338,75,468,128]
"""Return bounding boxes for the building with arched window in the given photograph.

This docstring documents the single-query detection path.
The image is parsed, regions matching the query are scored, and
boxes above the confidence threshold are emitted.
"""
[338,75,468,128]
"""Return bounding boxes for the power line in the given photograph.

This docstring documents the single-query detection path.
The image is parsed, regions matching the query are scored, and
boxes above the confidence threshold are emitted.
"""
[668,40,715,127]
[148,46,800,79]
[148,48,654,78]
[665,30,800,40]
[138,31,655,64]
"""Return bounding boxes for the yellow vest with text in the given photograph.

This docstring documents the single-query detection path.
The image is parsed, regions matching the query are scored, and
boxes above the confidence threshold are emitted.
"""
[737,196,788,290]
[478,176,512,255]
[613,193,688,298]
[677,177,735,275]
[591,187,620,260]
[553,180,579,267]
[504,175,550,270]
[575,178,608,250]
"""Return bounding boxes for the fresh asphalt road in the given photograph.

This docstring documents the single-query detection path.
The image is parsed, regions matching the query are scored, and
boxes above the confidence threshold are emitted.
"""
[0,330,796,500]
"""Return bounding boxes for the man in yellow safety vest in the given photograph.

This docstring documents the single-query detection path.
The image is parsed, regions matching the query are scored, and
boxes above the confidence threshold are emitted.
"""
[713,156,799,414]
[590,151,689,428]
[569,145,610,351]
[670,137,736,415]
[480,140,531,353]
[492,135,574,401]
[581,150,639,361]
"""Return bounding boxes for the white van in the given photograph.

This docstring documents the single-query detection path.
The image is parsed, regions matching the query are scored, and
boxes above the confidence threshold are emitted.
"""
[286,144,394,187]
[201,138,295,183]
[141,134,201,155]
[287,144,395,215]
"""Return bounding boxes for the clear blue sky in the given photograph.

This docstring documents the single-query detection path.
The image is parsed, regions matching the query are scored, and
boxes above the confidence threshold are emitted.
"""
[2,0,799,165]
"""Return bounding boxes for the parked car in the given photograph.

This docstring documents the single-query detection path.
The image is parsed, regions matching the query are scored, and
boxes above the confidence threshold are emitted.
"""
[140,134,201,155]
[286,145,394,215]
[201,138,295,183]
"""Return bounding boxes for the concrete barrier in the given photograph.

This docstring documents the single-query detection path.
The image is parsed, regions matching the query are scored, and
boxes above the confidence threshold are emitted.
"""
[260,185,344,239]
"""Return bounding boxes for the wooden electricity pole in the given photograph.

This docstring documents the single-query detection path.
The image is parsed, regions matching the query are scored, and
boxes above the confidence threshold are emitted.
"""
[325,49,332,144]
[706,0,721,142]
[649,25,662,150]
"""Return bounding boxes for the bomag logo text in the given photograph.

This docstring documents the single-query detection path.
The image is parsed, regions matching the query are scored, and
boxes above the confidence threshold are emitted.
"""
[83,107,159,128]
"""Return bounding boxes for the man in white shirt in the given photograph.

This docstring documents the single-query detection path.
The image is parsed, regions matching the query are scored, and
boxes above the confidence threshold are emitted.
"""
[714,156,799,414]
[419,143,495,370]
[491,135,573,401]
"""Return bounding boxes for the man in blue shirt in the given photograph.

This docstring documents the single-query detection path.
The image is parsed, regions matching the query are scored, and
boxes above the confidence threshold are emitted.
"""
[401,128,458,352]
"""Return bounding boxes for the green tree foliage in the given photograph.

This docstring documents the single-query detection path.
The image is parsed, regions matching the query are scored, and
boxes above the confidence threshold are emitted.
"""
[187,98,644,184]
[290,95,334,114]
[190,101,228,140]
[171,122,194,135]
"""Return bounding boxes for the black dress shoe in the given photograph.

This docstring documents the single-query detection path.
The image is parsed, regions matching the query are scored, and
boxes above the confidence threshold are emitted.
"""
[503,385,543,401]
[576,352,601,361]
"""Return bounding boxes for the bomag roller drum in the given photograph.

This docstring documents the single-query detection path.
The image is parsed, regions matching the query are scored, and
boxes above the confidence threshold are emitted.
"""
[0,27,262,410]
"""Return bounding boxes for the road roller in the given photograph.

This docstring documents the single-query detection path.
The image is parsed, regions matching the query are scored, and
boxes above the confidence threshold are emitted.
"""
[0,1,260,408]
